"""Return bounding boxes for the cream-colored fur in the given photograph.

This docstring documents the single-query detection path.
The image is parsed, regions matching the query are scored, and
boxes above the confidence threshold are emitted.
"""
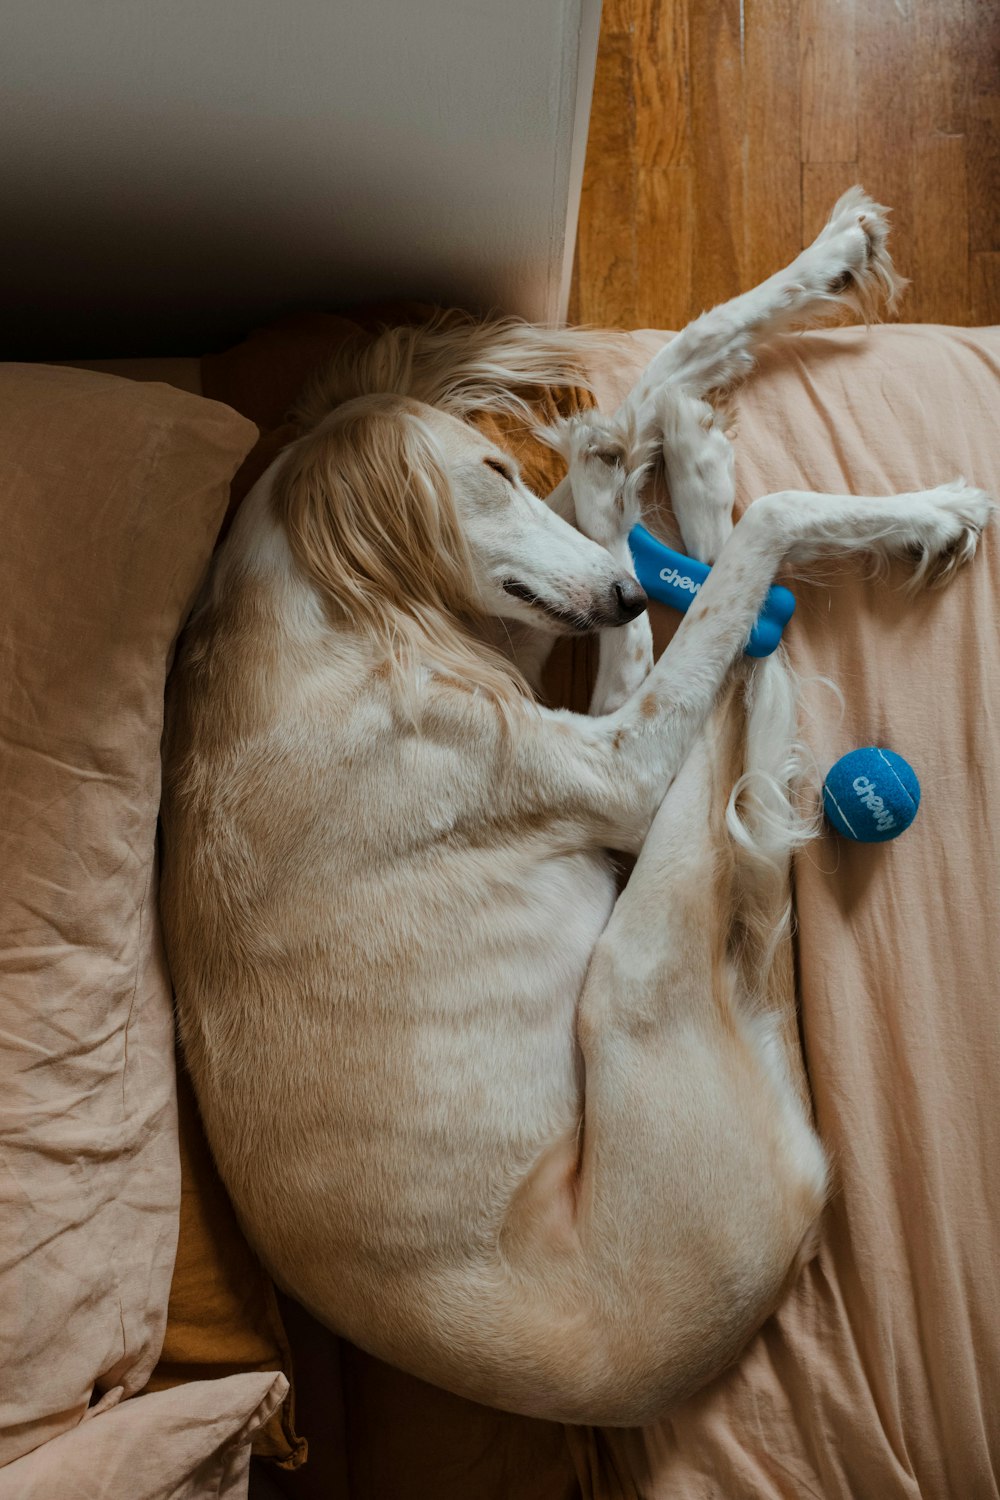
[161,192,994,1425]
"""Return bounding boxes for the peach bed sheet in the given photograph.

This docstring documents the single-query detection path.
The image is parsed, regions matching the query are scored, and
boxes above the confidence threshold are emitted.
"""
[563,323,1000,1500]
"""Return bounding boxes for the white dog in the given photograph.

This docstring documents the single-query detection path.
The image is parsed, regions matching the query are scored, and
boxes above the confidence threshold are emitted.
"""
[161,191,994,1426]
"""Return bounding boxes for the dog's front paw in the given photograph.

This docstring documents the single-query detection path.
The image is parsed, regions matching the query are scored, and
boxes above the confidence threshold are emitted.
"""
[538,411,656,550]
[907,480,997,590]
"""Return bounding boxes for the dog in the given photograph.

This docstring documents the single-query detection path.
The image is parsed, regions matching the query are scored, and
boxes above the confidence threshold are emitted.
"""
[161,190,994,1426]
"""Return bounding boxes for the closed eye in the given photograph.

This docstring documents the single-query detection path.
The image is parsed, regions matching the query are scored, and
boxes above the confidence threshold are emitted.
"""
[483,456,515,483]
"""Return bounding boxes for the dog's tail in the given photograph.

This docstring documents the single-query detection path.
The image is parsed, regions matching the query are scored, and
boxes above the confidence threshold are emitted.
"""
[726,652,822,996]
[720,650,829,1190]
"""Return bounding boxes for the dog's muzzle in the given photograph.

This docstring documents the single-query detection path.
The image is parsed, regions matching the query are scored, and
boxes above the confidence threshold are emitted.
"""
[501,575,648,632]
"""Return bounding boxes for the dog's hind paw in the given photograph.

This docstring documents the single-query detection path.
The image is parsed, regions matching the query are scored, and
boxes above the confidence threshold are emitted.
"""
[806,186,908,319]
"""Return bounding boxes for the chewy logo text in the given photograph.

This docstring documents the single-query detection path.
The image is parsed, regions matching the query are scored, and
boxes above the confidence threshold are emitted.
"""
[659,566,701,595]
[852,775,896,833]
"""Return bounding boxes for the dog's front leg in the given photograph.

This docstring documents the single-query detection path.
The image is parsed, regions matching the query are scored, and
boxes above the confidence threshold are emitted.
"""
[455,477,992,870]
[605,480,995,820]
[540,411,656,715]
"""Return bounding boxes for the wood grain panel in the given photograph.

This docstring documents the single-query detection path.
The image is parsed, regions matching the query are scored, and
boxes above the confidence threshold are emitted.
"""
[967,98,1000,256]
[570,0,1000,328]
[631,0,694,325]
[602,0,637,30]
[633,0,691,171]
[912,0,966,136]
[971,252,1000,321]
[854,0,917,298]
[911,133,970,324]
[744,0,803,287]
[800,0,857,164]
[635,163,693,327]
[570,30,638,327]
[688,0,745,314]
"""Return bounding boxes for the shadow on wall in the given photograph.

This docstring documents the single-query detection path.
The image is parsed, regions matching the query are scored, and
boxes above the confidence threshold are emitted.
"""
[5,170,532,360]
[2,0,600,357]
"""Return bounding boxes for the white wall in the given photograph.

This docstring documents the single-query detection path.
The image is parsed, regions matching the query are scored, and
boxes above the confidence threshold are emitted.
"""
[2,0,600,358]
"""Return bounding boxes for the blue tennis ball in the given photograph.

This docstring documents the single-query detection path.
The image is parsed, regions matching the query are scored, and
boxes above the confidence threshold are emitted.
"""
[822,748,921,843]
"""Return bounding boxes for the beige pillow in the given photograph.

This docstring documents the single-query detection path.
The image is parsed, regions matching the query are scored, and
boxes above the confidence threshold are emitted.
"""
[0,364,257,1465]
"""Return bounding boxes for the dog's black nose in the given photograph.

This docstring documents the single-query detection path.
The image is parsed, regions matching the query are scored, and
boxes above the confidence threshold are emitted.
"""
[611,577,648,624]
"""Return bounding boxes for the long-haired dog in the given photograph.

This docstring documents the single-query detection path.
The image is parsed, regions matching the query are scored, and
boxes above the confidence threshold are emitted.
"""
[161,192,994,1424]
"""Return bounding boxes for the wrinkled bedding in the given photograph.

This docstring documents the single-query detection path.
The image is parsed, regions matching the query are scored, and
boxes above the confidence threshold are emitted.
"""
[569,323,1000,1500]
[0,364,274,1498]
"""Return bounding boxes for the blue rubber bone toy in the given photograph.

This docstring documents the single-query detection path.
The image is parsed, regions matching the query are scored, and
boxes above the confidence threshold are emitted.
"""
[628,523,796,659]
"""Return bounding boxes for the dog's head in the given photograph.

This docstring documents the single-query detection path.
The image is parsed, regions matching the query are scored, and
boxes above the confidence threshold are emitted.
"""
[274,392,646,641]
[427,403,647,634]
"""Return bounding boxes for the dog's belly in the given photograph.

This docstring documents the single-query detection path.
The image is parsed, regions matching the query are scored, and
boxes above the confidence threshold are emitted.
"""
[192,841,617,1336]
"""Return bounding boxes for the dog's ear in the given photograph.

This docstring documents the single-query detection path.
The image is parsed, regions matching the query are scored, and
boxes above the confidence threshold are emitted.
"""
[271,396,529,705]
[273,398,477,631]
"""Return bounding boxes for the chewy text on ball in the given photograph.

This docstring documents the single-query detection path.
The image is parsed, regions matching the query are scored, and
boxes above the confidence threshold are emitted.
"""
[822,748,921,844]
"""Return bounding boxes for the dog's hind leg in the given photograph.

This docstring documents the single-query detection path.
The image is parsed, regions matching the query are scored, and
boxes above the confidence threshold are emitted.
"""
[579,704,826,1408]
[586,192,903,570]
[621,187,904,420]
[408,479,992,1426]
[502,703,829,1426]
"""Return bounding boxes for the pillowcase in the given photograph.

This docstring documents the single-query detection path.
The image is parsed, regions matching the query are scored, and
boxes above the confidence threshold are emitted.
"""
[0,364,257,1464]
[0,1373,289,1500]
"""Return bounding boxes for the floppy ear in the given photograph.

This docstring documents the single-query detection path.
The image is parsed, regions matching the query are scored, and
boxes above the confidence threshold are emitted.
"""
[272,398,479,630]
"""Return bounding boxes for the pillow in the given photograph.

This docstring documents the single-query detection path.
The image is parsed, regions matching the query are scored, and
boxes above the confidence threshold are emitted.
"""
[0,364,258,1466]
[54,354,307,1469]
